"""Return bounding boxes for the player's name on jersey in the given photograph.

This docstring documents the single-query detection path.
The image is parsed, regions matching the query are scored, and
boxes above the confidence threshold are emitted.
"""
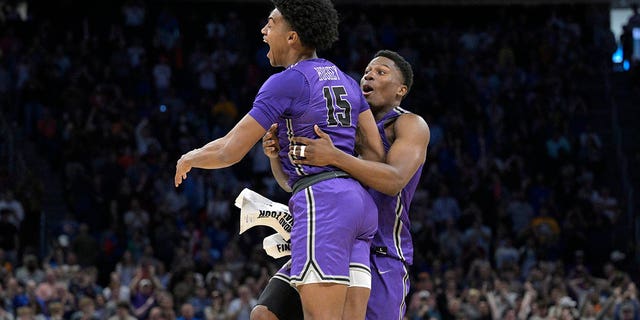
[314,66,340,81]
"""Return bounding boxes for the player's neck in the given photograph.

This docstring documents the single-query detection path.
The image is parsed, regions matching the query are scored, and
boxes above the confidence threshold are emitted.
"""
[373,104,400,121]
[287,49,317,67]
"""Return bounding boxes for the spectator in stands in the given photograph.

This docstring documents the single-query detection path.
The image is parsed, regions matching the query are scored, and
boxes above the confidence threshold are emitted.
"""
[431,184,461,231]
[103,272,131,313]
[47,302,64,320]
[107,301,136,320]
[226,285,255,320]
[177,303,199,320]
[203,291,225,320]
[505,189,534,237]
[129,279,154,319]
[14,255,44,285]
[70,296,99,320]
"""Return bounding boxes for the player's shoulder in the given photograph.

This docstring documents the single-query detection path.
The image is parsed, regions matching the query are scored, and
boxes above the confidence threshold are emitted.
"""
[394,107,427,124]
[269,66,307,81]
[394,108,430,135]
[262,68,307,94]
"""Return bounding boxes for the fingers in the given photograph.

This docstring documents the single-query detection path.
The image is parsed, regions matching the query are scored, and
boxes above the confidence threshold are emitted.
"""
[313,124,328,138]
[264,124,278,139]
[289,144,308,153]
[263,123,278,141]
[289,144,308,160]
[289,145,307,157]
[263,146,278,158]
[290,146,309,164]
[291,158,309,165]
[174,174,182,187]
[263,127,280,158]
[290,136,313,145]
[175,159,191,187]
[262,131,273,142]
[299,145,306,158]
[262,138,275,147]
[175,170,187,187]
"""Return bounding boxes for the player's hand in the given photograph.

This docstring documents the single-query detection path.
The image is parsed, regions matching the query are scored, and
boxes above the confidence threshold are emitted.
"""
[262,123,280,159]
[175,152,193,187]
[289,125,338,166]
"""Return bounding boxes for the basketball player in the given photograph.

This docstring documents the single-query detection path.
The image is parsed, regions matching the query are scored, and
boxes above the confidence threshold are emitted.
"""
[253,50,430,320]
[174,1,385,319]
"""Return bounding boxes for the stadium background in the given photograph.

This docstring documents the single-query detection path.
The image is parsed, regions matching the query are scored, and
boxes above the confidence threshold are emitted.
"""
[0,0,639,319]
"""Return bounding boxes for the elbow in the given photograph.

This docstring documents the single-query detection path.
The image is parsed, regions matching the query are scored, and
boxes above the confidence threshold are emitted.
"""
[380,177,405,196]
[381,189,400,197]
[381,186,402,196]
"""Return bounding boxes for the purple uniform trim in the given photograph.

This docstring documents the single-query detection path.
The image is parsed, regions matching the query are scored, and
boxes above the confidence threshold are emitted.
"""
[366,107,425,319]
[288,177,377,284]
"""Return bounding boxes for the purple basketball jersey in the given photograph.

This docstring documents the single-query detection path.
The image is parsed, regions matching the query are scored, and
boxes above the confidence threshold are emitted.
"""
[368,106,423,266]
[249,58,370,188]
[367,107,425,320]
[249,59,377,285]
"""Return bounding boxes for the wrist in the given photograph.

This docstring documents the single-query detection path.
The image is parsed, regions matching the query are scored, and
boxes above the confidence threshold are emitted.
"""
[185,149,200,164]
[327,148,343,167]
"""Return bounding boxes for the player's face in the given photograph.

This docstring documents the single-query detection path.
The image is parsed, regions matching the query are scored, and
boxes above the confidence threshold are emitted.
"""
[360,56,406,111]
[261,9,292,67]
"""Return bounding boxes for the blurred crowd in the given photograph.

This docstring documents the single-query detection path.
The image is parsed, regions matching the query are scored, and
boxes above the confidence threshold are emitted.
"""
[0,0,637,319]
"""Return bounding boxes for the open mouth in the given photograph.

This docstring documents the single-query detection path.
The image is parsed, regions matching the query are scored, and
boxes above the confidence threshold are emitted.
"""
[362,84,374,96]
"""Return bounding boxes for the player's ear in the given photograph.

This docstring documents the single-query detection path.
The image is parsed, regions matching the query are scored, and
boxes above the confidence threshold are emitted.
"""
[398,85,408,99]
[288,31,297,41]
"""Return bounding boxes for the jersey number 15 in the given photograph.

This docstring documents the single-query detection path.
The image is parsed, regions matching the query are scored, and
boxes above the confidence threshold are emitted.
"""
[323,86,352,127]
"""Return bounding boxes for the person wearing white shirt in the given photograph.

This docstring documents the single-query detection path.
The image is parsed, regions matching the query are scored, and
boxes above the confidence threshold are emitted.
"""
[227,285,256,320]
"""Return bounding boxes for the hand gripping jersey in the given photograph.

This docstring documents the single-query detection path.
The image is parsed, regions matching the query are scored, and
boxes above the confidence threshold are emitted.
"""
[249,58,370,187]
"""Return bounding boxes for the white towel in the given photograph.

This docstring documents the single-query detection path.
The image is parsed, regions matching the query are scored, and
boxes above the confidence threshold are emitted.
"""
[234,188,292,241]
[263,233,292,258]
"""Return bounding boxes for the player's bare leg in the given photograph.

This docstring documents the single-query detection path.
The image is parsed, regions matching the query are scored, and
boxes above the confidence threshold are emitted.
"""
[343,287,370,320]
[298,283,347,320]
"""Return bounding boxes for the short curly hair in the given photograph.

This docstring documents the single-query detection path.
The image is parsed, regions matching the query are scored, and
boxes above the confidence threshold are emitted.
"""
[271,0,339,51]
[374,50,414,95]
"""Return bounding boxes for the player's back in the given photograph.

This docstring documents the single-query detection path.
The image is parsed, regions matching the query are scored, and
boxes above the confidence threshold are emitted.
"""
[278,58,368,186]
